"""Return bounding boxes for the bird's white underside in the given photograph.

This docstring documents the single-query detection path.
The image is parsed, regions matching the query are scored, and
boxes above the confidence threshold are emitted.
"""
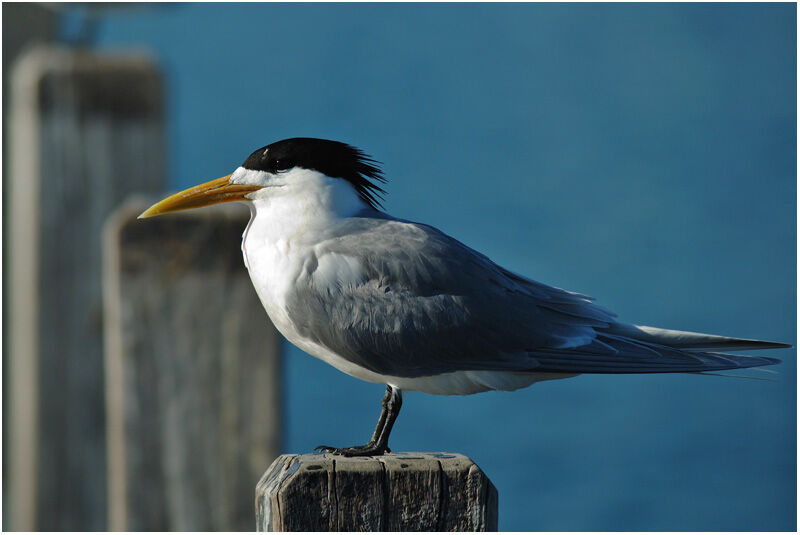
[233,166,575,394]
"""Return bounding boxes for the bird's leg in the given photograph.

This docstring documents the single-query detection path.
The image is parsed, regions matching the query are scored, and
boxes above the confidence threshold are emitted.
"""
[315,385,402,457]
[372,385,402,448]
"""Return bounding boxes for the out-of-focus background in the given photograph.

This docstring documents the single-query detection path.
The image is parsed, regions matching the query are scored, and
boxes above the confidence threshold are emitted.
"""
[3,3,795,531]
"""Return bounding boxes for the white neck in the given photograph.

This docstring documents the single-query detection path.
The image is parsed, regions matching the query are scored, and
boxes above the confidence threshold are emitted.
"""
[237,166,368,243]
[236,166,368,319]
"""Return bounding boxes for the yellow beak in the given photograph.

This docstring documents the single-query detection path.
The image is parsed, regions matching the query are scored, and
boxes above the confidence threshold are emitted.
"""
[138,175,262,219]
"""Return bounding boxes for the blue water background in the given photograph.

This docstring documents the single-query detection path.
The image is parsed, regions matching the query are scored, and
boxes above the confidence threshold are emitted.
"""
[92,3,795,530]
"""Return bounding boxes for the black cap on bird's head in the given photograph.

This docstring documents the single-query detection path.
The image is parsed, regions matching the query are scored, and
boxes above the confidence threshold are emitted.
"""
[242,138,386,209]
[139,137,386,218]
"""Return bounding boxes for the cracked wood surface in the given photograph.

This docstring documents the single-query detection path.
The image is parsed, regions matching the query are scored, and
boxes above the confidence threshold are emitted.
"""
[255,453,498,531]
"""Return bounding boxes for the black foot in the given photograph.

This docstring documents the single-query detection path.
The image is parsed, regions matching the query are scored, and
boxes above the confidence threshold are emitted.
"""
[314,385,402,458]
[314,442,390,457]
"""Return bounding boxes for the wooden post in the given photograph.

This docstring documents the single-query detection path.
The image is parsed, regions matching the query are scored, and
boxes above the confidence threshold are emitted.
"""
[7,46,164,530]
[256,453,498,531]
[103,197,283,531]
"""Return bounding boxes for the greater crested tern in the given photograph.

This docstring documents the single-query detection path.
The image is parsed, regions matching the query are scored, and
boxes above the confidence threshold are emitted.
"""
[140,137,787,456]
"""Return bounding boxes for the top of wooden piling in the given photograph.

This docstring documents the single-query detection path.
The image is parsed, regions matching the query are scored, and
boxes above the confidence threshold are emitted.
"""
[256,452,498,532]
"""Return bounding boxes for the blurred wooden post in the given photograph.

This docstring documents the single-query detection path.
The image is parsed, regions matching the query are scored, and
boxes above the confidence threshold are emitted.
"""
[103,198,283,531]
[256,453,498,531]
[7,46,164,530]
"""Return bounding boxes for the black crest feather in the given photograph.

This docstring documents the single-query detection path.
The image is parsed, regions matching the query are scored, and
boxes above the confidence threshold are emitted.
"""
[241,137,386,209]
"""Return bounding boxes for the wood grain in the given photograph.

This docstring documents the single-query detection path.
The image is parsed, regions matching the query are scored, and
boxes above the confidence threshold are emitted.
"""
[256,453,498,531]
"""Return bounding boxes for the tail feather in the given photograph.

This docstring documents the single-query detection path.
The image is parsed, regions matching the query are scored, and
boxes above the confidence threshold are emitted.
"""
[692,371,779,382]
[528,333,783,374]
[602,322,791,351]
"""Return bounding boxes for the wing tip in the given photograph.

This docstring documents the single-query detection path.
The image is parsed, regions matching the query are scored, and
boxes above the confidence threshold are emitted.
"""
[615,324,793,351]
[761,341,792,350]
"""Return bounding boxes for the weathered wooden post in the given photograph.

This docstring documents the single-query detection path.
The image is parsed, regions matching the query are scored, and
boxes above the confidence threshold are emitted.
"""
[256,453,498,531]
[103,197,283,530]
[7,46,164,530]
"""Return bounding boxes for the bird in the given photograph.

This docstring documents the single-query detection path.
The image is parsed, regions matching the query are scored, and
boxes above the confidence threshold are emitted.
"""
[139,137,788,456]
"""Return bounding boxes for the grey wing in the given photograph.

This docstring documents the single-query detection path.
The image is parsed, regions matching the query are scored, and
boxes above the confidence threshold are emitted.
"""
[285,215,780,378]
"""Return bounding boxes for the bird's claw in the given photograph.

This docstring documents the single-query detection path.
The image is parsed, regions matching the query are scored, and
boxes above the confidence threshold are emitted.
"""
[313,442,389,457]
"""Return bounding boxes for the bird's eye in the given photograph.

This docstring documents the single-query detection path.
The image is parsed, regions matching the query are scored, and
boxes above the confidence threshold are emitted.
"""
[275,159,293,171]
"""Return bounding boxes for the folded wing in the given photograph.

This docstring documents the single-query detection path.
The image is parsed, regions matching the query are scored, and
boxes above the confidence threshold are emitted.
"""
[284,214,784,378]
